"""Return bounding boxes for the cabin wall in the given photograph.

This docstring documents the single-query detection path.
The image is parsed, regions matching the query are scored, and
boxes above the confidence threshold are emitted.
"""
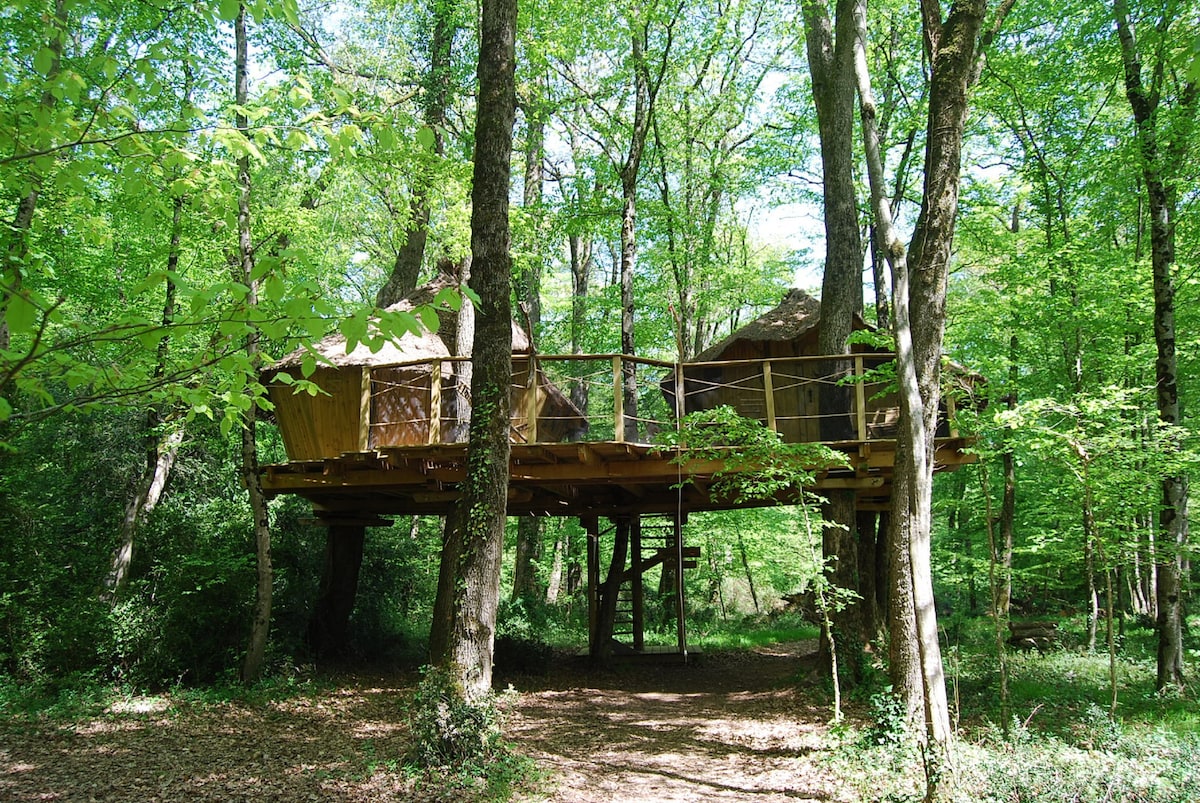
[270,366,367,460]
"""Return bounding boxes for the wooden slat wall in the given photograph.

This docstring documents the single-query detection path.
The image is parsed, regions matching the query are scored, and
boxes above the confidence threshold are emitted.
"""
[271,367,364,460]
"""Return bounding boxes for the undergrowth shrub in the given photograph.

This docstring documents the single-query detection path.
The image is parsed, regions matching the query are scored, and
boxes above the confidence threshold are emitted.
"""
[864,686,911,749]
[405,665,505,768]
[402,665,538,801]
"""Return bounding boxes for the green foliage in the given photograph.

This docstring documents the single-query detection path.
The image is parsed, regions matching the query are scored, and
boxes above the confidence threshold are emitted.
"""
[402,664,541,800]
[863,686,911,750]
[405,665,505,768]
[493,597,556,674]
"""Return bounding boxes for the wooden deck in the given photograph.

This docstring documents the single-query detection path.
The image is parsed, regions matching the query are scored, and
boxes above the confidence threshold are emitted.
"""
[260,435,976,525]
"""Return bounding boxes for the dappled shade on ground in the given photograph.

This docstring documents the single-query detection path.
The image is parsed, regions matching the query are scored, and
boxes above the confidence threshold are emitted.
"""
[1,641,848,802]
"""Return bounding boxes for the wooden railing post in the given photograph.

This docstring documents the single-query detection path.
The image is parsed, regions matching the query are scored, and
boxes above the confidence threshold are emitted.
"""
[854,355,868,441]
[612,356,625,442]
[762,360,777,434]
[674,361,685,422]
[946,393,958,437]
[428,360,442,444]
[359,365,372,451]
[525,355,539,443]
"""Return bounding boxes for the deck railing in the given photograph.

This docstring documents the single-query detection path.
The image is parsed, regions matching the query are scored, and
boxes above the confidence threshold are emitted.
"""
[362,352,957,449]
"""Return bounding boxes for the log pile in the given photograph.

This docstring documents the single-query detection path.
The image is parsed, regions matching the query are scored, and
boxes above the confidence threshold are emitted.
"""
[1007,620,1058,654]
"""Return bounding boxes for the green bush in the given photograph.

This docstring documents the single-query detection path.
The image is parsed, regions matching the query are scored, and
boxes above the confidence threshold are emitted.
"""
[404,665,505,768]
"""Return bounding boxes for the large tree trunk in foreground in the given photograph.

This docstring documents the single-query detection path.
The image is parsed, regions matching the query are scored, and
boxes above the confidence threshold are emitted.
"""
[804,0,867,690]
[1113,0,1194,692]
[433,0,516,701]
[858,1,1009,791]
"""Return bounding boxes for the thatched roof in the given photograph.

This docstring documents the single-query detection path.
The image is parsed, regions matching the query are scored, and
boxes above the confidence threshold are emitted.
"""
[271,277,529,371]
[695,288,836,360]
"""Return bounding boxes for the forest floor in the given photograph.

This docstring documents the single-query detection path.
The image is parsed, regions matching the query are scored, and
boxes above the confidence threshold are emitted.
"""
[504,639,846,802]
[0,639,861,802]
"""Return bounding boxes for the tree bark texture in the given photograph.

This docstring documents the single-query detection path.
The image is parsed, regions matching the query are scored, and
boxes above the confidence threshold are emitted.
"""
[804,0,867,688]
[805,0,864,443]
[1113,0,1194,692]
[234,5,273,684]
[861,0,1008,771]
[438,0,516,701]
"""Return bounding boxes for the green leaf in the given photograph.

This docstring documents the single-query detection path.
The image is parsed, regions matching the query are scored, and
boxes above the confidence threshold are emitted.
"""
[433,286,462,311]
[415,126,436,151]
[0,397,11,421]
[33,47,56,76]
[417,305,440,333]
[301,352,316,378]
[263,274,286,303]
[4,293,37,335]
[217,0,241,21]
[281,0,301,26]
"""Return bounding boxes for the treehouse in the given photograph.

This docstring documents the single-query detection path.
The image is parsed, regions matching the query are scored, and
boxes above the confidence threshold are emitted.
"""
[265,278,588,465]
[260,285,978,661]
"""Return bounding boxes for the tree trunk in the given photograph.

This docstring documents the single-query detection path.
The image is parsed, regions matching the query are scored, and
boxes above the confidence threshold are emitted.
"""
[511,516,543,600]
[594,519,630,662]
[0,0,67,352]
[804,0,867,690]
[429,504,466,664]
[616,22,671,441]
[568,232,592,416]
[107,95,196,597]
[545,524,566,604]
[997,337,1018,617]
[375,0,457,306]
[1084,470,1099,652]
[107,426,184,596]
[435,0,516,701]
[308,525,366,659]
[859,0,1007,786]
[511,105,546,600]
[234,4,273,684]
[1113,0,1194,693]
[737,531,760,614]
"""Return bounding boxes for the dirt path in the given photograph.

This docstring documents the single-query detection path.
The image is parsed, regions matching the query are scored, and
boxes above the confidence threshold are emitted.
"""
[0,641,848,802]
[504,641,843,802]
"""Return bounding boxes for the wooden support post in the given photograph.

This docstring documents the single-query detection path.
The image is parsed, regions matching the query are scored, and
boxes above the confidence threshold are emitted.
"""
[612,356,625,442]
[674,513,687,659]
[525,356,539,443]
[946,393,959,437]
[632,516,644,652]
[854,355,868,442]
[763,360,777,434]
[359,366,372,451]
[428,361,442,444]
[584,516,600,655]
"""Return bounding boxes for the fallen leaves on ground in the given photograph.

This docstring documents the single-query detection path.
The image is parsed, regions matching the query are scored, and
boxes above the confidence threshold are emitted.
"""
[2,642,848,802]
